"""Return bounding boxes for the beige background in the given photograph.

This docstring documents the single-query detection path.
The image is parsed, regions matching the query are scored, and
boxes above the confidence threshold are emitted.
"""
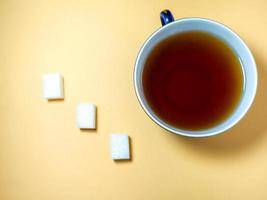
[1,0,267,199]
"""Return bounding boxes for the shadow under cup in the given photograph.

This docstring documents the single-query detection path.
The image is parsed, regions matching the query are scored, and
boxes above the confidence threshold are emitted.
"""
[134,18,257,137]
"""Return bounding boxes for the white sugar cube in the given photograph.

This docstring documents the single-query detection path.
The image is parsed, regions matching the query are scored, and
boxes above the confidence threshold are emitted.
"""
[110,134,130,160]
[43,73,64,100]
[77,103,96,129]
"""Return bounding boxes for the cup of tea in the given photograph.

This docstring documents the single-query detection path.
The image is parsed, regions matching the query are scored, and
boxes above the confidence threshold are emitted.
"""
[134,10,257,137]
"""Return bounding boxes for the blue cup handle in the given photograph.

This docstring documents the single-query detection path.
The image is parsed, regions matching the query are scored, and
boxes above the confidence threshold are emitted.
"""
[160,10,174,26]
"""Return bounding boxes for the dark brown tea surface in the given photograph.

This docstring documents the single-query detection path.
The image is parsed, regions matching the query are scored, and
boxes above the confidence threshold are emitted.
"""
[142,31,243,131]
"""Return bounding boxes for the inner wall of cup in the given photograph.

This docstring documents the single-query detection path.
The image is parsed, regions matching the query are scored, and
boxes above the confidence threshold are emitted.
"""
[135,18,257,137]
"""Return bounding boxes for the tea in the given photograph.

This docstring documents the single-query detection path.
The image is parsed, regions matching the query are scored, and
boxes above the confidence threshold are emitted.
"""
[142,31,244,131]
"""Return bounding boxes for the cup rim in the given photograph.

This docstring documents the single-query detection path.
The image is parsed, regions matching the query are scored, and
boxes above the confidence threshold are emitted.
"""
[134,17,257,137]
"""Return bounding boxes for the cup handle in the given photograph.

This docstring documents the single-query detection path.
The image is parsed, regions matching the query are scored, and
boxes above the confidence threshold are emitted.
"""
[160,10,174,26]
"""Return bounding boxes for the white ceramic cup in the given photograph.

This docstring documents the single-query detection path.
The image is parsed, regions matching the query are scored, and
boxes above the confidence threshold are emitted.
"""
[134,10,257,137]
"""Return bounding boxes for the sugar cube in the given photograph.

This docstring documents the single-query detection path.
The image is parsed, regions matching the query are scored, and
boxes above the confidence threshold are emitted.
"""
[77,103,96,129]
[110,134,130,160]
[43,73,64,100]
